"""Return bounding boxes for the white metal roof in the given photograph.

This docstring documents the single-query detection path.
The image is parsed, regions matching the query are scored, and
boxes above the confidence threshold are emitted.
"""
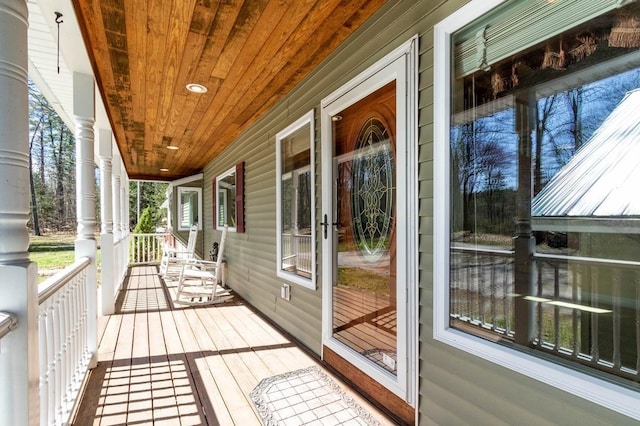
[532,89,640,218]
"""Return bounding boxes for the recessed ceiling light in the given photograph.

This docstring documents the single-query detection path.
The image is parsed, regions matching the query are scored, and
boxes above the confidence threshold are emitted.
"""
[186,83,207,93]
[166,145,179,150]
[160,168,169,172]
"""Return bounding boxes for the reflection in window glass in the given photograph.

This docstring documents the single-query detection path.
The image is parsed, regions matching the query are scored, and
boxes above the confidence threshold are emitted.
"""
[178,187,200,230]
[217,168,236,229]
[332,81,397,376]
[449,0,640,385]
[276,114,314,286]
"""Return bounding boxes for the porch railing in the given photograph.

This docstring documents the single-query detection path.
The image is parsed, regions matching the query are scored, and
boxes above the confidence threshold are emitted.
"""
[450,246,515,337]
[114,235,128,288]
[282,233,312,275]
[129,233,166,265]
[533,252,640,382]
[38,257,92,426]
[450,246,640,382]
[0,311,17,341]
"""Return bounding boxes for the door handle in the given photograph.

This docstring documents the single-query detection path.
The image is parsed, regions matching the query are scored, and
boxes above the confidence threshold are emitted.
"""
[320,214,338,239]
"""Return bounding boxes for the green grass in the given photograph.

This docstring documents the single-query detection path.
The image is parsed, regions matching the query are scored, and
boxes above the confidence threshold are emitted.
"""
[337,267,390,296]
[30,250,76,270]
[29,234,76,252]
[29,233,102,283]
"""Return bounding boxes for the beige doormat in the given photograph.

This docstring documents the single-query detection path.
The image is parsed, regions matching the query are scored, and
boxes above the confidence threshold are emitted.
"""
[250,366,382,425]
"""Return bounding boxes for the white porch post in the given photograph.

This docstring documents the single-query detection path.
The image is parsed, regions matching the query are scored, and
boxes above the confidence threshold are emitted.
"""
[0,0,39,424]
[73,72,98,368]
[121,174,129,233]
[112,153,122,240]
[99,129,115,315]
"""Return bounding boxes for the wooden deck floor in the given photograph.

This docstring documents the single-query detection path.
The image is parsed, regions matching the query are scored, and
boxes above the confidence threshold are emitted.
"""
[73,265,394,425]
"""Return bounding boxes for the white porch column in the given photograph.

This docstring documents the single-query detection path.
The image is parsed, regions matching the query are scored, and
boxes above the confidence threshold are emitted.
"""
[0,1,39,424]
[122,174,130,264]
[112,153,122,240]
[99,129,115,315]
[73,72,98,368]
[121,174,128,233]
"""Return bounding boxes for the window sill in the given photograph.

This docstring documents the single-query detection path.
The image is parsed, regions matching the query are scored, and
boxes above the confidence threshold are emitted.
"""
[433,326,640,420]
[276,270,315,290]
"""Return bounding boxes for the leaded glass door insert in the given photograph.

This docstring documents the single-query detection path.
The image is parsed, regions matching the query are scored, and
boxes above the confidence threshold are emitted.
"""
[330,81,398,376]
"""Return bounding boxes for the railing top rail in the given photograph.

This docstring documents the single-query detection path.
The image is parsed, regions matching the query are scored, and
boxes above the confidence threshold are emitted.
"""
[0,312,17,340]
[132,232,169,237]
[534,252,640,268]
[451,245,514,256]
[38,257,91,305]
[115,230,132,244]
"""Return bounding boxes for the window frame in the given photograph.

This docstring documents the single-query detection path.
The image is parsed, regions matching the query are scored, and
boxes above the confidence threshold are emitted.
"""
[177,186,202,231]
[275,110,316,290]
[433,1,640,419]
[216,166,238,233]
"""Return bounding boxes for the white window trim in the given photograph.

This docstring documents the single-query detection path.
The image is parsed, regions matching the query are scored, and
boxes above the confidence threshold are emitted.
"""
[433,1,640,420]
[275,110,316,290]
[321,36,418,405]
[177,186,202,231]
[171,173,203,187]
[216,166,237,233]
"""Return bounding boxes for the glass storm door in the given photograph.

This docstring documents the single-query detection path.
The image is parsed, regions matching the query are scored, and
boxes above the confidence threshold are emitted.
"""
[332,81,397,372]
[322,60,409,395]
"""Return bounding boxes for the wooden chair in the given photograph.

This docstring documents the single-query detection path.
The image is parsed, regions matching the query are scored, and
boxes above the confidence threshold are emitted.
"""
[159,224,198,276]
[174,226,232,306]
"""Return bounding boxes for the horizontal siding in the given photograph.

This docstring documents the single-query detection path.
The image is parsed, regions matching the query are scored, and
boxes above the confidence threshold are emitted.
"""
[203,103,323,353]
[196,0,638,424]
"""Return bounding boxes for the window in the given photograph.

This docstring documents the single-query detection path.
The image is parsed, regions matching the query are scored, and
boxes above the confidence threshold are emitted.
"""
[435,0,640,418]
[276,110,315,289]
[178,187,202,230]
[216,163,244,232]
[216,167,236,231]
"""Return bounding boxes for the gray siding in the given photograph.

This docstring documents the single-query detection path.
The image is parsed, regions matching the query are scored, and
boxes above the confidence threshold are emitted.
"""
[203,109,323,353]
[200,1,636,424]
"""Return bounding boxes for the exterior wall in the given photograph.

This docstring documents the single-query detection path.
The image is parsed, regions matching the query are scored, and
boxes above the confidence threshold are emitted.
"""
[201,0,636,424]
[203,112,323,353]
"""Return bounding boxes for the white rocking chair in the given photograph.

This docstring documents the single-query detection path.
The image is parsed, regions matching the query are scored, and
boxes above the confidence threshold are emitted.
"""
[159,224,198,276]
[174,226,232,306]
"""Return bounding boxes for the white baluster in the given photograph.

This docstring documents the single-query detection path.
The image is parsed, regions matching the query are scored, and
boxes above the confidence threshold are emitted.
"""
[54,292,64,424]
[46,302,56,425]
[38,305,48,426]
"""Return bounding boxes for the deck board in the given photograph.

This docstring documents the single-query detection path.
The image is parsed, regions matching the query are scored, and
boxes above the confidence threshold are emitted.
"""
[73,265,394,425]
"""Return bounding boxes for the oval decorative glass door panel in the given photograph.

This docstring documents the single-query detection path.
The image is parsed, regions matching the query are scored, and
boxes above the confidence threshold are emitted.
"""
[330,80,398,377]
[351,117,395,262]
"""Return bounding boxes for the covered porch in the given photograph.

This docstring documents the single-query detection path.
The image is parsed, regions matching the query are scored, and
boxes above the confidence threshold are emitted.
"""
[74,265,393,425]
[0,0,396,424]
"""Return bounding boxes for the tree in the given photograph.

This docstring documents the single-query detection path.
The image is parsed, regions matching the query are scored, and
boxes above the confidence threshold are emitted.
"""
[28,81,76,233]
[452,117,509,233]
[534,94,560,196]
[133,207,155,234]
[129,181,168,229]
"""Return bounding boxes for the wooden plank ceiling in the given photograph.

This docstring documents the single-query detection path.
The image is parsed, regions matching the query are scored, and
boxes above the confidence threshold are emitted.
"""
[72,0,387,180]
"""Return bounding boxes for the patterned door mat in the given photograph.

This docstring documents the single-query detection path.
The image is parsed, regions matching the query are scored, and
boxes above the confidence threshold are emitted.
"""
[250,366,382,425]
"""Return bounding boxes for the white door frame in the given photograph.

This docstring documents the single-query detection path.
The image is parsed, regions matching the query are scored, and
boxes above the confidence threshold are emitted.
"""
[320,36,418,403]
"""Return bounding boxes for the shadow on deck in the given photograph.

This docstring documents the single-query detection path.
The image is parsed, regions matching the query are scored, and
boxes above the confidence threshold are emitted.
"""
[73,265,393,425]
